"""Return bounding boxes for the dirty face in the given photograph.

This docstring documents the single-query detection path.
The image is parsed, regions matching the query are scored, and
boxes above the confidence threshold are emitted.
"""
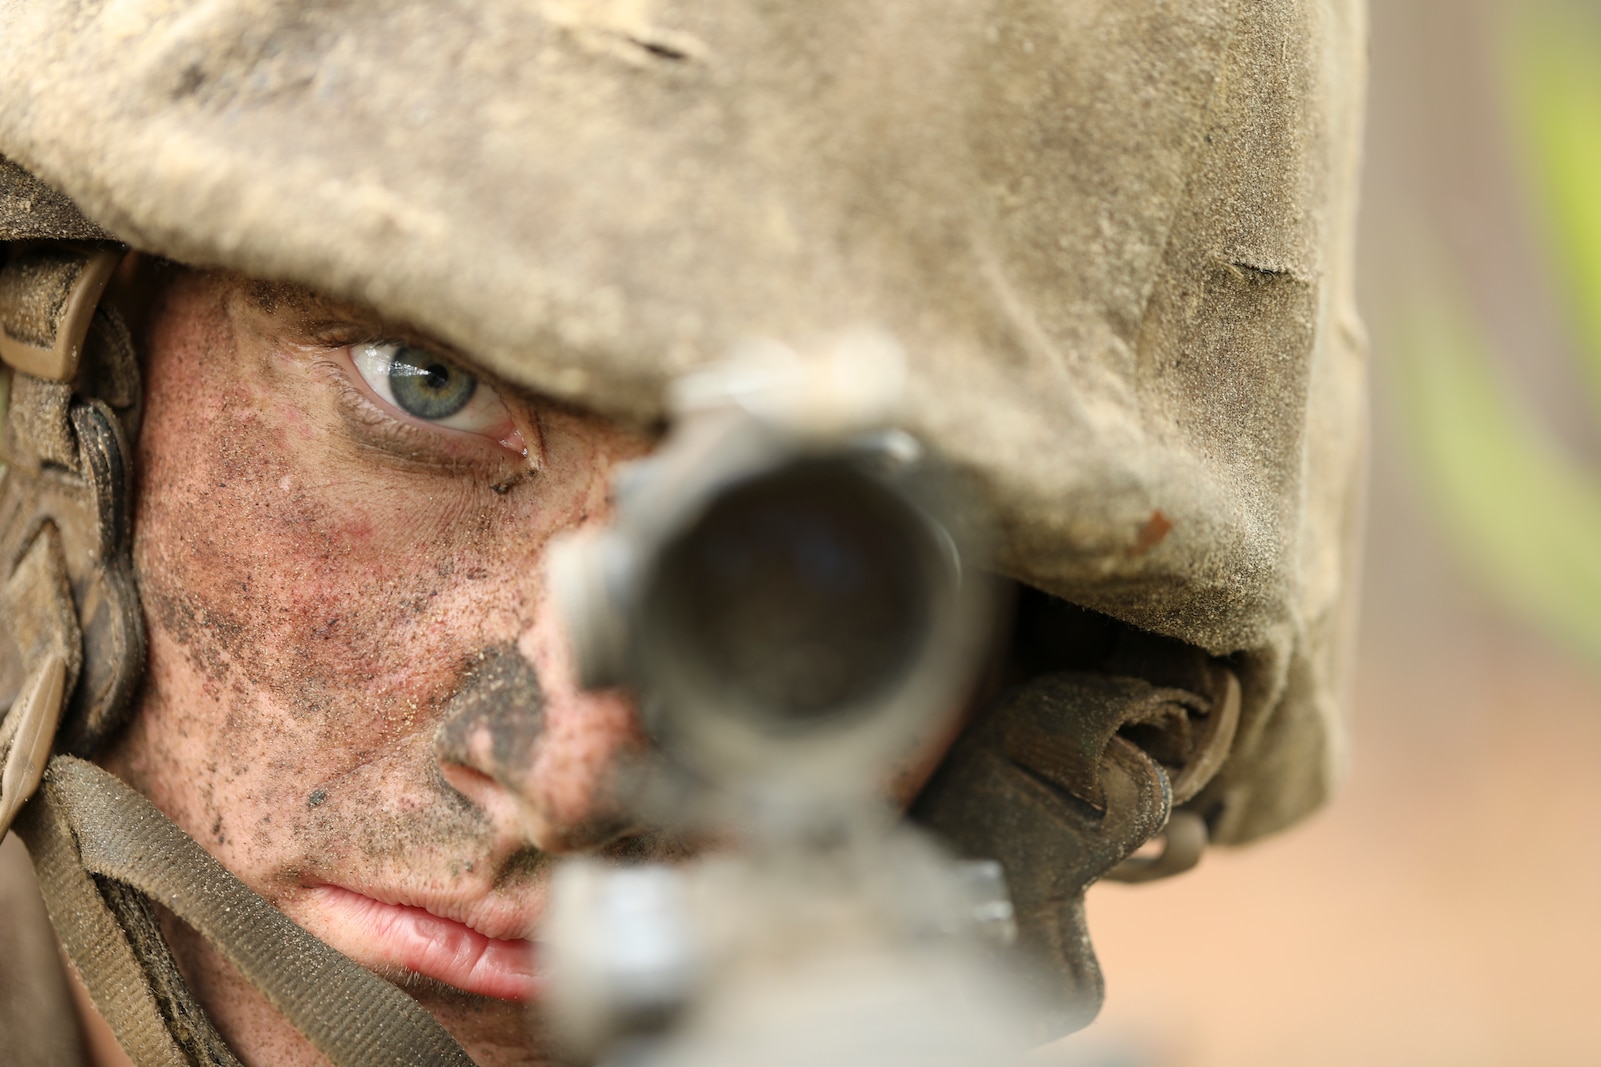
[94,267,710,1066]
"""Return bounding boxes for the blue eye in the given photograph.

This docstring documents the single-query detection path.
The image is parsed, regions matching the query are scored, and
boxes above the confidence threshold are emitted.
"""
[387,347,478,420]
[349,341,521,451]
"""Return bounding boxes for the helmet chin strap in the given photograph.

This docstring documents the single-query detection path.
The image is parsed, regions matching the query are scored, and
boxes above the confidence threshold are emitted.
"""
[14,755,475,1067]
[911,663,1239,1037]
[1,241,147,757]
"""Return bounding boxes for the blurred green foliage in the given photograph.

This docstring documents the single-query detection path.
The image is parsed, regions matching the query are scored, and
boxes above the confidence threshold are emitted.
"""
[1393,1,1601,662]
[1515,3,1601,413]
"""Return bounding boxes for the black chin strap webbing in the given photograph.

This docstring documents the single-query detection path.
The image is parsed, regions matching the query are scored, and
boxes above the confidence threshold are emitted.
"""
[14,756,476,1067]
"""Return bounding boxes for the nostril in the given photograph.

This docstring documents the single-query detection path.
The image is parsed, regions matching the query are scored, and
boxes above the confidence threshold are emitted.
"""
[438,759,538,856]
[533,811,647,856]
[439,760,508,809]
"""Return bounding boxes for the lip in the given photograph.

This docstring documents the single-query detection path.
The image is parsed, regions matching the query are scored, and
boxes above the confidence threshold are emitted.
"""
[306,885,543,1003]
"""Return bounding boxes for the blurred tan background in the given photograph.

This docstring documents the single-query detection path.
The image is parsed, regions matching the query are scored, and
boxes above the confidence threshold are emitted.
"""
[1068,3,1601,1064]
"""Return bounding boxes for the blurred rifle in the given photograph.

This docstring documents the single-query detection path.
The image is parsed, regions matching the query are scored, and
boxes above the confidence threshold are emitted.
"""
[539,337,1048,1067]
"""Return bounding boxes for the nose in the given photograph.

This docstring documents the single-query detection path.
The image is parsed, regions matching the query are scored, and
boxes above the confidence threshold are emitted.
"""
[434,600,647,856]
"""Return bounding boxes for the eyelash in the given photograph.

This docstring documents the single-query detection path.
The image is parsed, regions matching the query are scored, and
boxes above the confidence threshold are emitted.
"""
[309,355,528,473]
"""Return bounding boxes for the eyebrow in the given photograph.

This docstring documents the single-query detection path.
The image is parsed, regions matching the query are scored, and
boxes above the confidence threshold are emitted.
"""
[241,274,462,359]
[244,276,335,318]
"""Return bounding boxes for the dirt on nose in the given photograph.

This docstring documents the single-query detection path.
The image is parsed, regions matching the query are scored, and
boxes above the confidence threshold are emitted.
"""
[434,643,547,789]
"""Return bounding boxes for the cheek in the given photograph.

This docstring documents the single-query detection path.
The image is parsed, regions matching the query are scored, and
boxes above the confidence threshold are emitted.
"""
[130,293,593,780]
[138,405,488,744]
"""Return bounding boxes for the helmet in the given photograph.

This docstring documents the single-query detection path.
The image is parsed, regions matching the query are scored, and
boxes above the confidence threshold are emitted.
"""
[0,0,1369,1055]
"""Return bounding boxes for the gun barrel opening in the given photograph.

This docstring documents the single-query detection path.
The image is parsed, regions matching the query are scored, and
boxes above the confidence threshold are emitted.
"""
[647,459,939,730]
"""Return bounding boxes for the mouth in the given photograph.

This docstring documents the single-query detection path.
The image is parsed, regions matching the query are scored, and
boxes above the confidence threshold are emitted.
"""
[305,885,543,1003]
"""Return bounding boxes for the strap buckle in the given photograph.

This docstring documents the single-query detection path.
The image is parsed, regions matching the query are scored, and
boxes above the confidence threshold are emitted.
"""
[0,243,122,381]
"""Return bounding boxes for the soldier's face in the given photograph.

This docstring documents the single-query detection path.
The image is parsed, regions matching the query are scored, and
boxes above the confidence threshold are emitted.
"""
[100,267,636,1064]
[95,267,966,1066]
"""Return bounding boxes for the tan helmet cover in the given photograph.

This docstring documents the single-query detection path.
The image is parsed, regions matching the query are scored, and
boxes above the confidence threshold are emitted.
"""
[0,0,1368,845]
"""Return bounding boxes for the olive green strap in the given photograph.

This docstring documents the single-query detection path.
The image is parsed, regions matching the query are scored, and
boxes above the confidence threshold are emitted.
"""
[18,756,477,1067]
[14,767,196,1067]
